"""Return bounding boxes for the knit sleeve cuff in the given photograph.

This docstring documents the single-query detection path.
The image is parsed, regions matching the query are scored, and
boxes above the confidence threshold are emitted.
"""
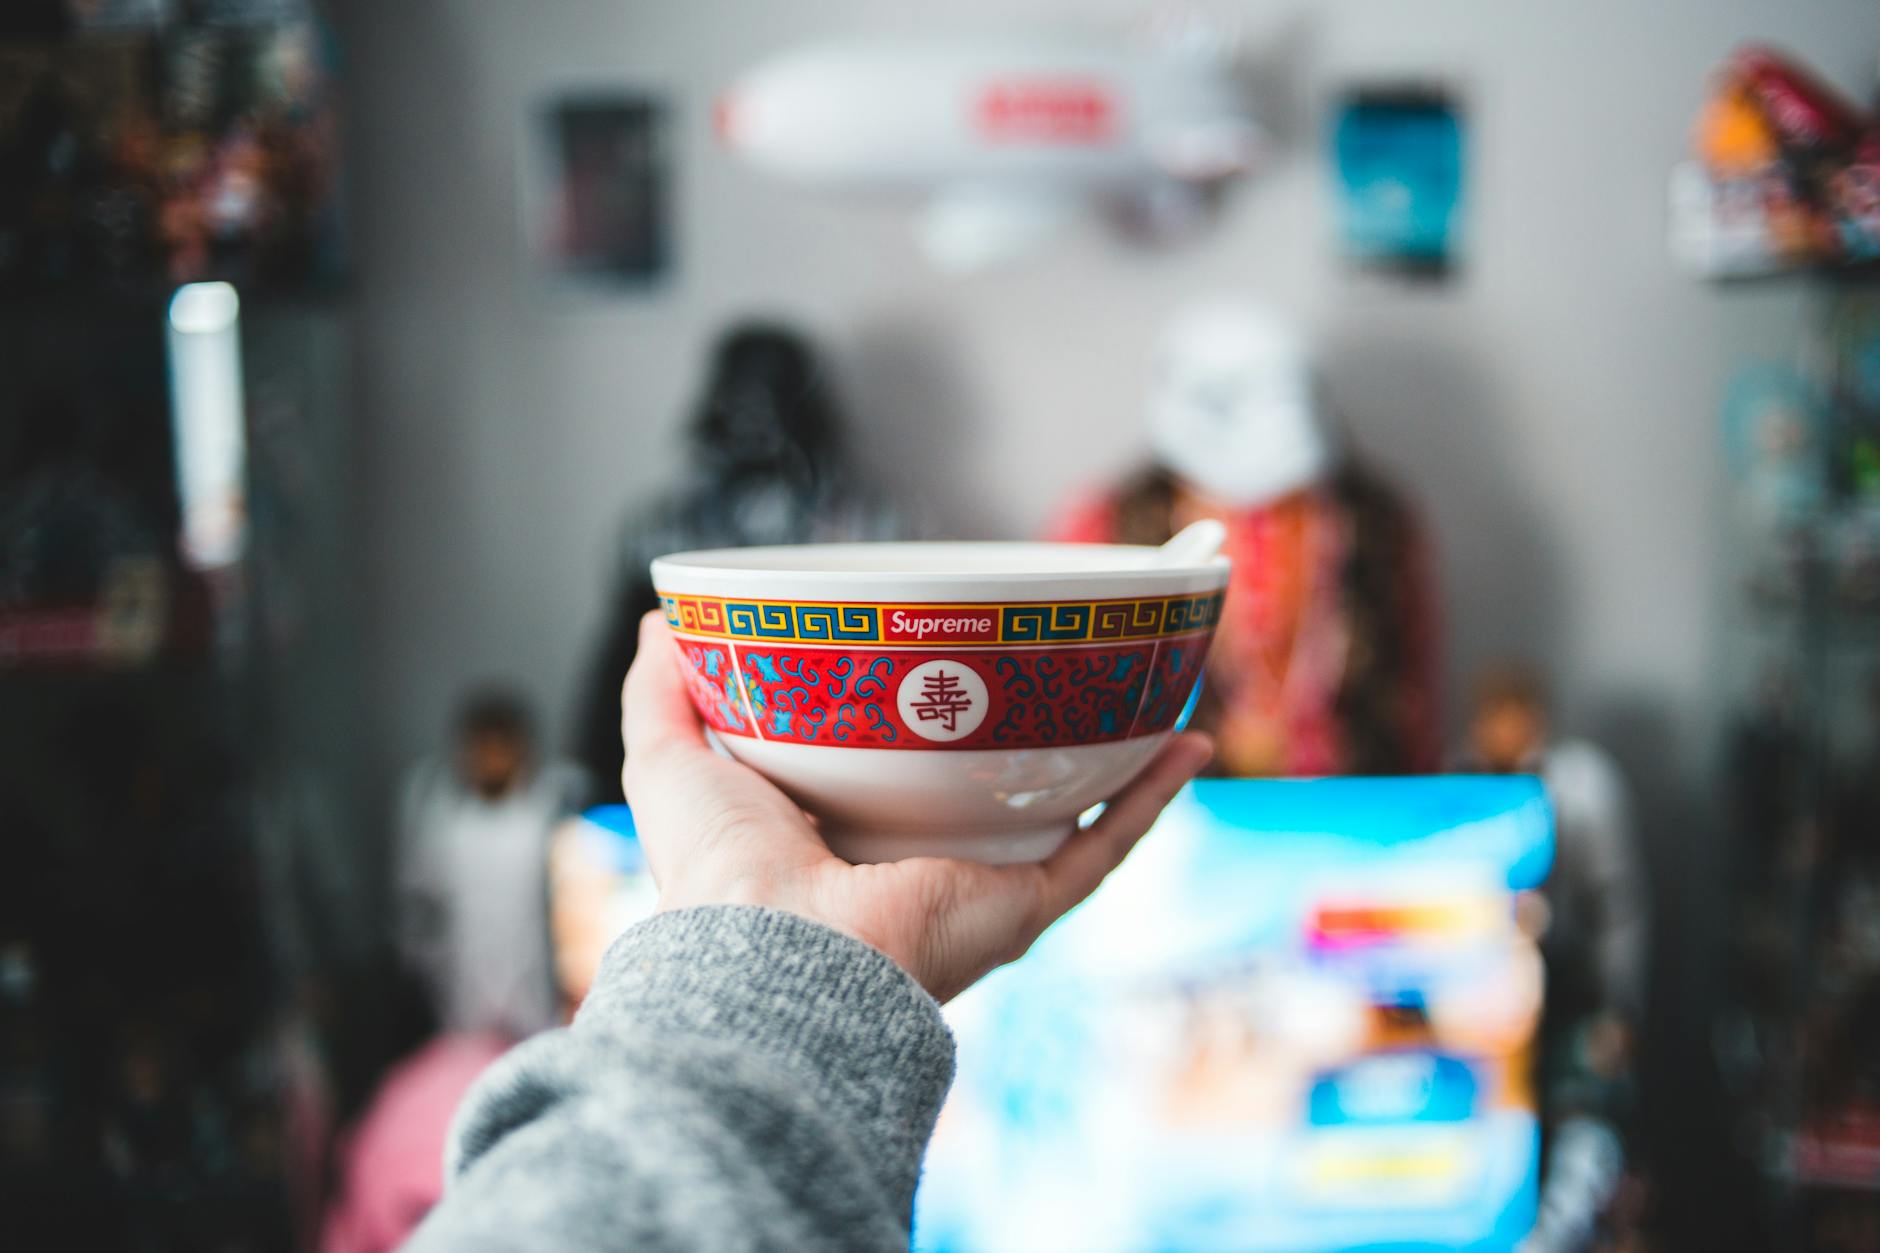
[576,905,956,1189]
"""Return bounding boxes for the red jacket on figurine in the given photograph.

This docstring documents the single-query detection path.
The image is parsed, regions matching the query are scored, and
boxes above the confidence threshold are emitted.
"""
[1050,301,1441,777]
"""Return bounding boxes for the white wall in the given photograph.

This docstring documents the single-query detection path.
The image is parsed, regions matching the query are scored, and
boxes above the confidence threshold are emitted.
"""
[337,0,1876,807]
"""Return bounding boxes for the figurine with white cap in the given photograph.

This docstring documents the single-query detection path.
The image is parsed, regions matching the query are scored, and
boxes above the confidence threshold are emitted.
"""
[1053,298,1441,777]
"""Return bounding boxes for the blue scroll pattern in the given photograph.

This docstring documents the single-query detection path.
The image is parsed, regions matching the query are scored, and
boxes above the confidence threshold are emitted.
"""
[740,649,899,746]
[990,648,1150,746]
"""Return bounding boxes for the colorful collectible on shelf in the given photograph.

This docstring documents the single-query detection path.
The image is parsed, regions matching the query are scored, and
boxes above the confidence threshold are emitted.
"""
[0,322,218,668]
[1049,298,1440,777]
[0,11,341,294]
[1456,664,1652,1253]
[1830,289,1880,462]
[1721,361,1827,606]
[570,322,904,802]
[1724,362,1828,524]
[1788,875,1880,1195]
[1672,45,1880,278]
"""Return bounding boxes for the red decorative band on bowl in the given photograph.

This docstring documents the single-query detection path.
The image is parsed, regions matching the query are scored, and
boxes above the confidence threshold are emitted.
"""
[668,634,1210,752]
[659,590,1224,647]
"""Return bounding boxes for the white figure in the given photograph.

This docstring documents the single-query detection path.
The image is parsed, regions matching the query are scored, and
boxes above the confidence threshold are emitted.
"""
[1145,299,1335,508]
[396,691,583,1038]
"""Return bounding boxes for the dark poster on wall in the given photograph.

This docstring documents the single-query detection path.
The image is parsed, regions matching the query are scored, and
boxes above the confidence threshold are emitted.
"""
[530,93,670,288]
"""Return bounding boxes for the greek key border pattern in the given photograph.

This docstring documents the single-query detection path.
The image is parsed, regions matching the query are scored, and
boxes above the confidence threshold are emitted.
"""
[659,590,1223,647]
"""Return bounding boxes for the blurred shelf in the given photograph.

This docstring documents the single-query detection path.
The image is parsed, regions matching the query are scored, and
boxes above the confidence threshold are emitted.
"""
[1771,1125,1880,1193]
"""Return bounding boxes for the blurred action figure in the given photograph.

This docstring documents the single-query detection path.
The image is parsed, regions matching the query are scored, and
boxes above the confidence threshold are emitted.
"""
[1460,665,1651,1253]
[1052,299,1440,776]
[572,322,900,801]
[395,689,581,1040]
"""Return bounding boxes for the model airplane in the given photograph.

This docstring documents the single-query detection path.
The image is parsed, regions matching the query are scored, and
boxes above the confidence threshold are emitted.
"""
[715,33,1263,271]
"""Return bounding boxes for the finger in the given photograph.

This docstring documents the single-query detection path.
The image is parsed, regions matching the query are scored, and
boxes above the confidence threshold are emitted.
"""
[1030,732,1212,922]
[622,611,710,764]
[619,613,833,880]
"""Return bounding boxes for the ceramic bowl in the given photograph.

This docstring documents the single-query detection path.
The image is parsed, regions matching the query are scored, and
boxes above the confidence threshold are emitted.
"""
[650,542,1228,864]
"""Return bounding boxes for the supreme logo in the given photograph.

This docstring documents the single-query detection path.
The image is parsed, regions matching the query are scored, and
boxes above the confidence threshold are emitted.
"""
[975,80,1115,143]
[883,609,999,644]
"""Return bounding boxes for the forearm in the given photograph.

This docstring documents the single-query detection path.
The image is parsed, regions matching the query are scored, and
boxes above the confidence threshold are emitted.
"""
[407,906,955,1252]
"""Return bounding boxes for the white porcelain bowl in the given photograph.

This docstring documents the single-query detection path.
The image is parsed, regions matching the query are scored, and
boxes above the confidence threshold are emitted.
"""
[650,542,1228,864]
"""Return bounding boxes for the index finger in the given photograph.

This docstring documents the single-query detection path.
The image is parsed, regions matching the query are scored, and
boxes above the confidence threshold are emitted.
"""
[622,611,710,764]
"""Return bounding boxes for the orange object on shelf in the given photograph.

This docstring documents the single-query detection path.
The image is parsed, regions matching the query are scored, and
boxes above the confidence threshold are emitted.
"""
[1698,87,1780,176]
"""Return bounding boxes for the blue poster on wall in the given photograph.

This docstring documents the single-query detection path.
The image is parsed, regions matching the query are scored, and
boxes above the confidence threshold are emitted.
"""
[1332,86,1465,275]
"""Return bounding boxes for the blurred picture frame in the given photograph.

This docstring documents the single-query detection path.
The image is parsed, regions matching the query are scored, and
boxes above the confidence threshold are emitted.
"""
[523,90,671,292]
[1331,82,1466,278]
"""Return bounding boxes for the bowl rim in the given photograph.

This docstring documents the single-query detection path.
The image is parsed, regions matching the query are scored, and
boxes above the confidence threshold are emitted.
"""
[652,541,1230,588]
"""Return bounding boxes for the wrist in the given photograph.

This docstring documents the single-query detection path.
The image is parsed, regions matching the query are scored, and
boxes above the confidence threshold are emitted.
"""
[655,868,791,914]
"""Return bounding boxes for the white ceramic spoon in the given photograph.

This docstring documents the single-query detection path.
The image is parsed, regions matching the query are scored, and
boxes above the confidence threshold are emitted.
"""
[1156,518,1228,567]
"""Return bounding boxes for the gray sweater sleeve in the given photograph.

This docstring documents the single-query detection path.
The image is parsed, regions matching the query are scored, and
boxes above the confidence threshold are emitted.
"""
[406,906,956,1252]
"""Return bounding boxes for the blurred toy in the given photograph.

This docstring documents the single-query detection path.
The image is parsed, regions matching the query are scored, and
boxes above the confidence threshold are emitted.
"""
[1051,298,1440,777]
[571,322,901,802]
[395,689,583,1039]
[1697,81,1780,176]
[1720,362,1826,608]
[1462,665,1648,1024]
[1460,664,1651,1253]
[1733,48,1866,166]
[1724,363,1826,525]
[1827,290,1880,497]
[1673,45,1880,277]
[716,31,1261,271]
